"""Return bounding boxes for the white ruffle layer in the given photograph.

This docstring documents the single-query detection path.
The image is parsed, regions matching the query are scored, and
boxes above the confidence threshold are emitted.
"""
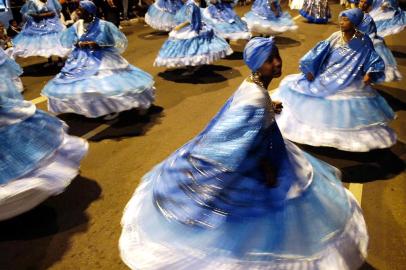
[274,104,397,152]
[13,77,24,92]
[145,12,174,32]
[47,89,155,118]
[378,24,406,37]
[219,31,251,41]
[384,66,402,82]
[154,48,233,68]
[370,10,394,21]
[0,134,88,221]
[120,180,367,270]
[243,19,298,35]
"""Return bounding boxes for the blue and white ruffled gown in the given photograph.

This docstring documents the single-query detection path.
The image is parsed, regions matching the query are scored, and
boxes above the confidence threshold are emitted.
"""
[120,79,368,270]
[12,0,69,58]
[299,0,331,24]
[154,0,233,67]
[243,0,298,35]
[359,12,402,81]
[42,18,155,118]
[0,94,88,221]
[202,0,251,40]
[0,48,24,95]
[272,31,397,152]
[369,0,406,37]
[145,0,184,31]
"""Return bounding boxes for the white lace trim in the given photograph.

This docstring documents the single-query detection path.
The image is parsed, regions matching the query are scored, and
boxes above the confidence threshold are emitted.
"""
[244,19,298,34]
[120,179,367,270]
[274,104,397,152]
[47,88,155,117]
[154,47,233,67]
[145,12,175,32]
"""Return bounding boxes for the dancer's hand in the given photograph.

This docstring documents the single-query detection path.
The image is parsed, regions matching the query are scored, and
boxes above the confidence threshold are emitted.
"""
[306,72,314,81]
[174,22,190,31]
[363,73,372,85]
[78,41,99,49]
[272,100,283,114]
[380,2,389,10]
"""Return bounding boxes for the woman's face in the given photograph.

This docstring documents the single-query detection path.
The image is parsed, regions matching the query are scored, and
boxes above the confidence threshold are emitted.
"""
[76,7,93,22]
[358,0,370,11]
[258,47,282,78]
[339,16,354,32]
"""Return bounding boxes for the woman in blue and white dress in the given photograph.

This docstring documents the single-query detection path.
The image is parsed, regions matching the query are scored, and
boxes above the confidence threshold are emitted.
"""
[120,37,368,270]
[369,0,406,36]
[299,0,331,24]
[154,0,232,68]
[272,8,397,152]
[12,0,69,59]
[145,0,184,31]
[0,47,24,95]
[0,92,88,221]
[202,0,251,40]
[243,0,298,35]
[42,1,155,119]
[359,1,402,81]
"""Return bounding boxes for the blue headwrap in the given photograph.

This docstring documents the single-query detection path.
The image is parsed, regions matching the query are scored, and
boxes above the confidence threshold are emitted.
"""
[80,0,97,16]
[339,8,364,27]
[365,0,373,5]
[243,37,275,72]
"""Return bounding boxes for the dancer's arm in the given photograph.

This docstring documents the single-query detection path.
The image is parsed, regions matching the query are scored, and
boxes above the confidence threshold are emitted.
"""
[362,36,385,83]
[299,40,330,81]
[173,21,191,31]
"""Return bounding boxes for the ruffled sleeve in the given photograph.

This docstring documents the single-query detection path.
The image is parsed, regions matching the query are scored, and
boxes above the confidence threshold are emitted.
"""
[20,1,36,19]
[299,40,330,77]
[60,25,78,48]
[102,21,128,53]
[363,46,385,82]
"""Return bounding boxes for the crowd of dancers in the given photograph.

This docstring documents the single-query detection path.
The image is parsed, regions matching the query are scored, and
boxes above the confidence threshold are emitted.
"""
[1,0,405,268]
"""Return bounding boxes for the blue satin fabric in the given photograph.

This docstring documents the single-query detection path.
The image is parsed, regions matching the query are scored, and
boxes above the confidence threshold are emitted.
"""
[276,84,395,129]
[359,13,379,38]
[132,82,355,258]
[298,32,385,96]
[0,48,23,99]
[175,0,202,32]
[55,19,128,82]
[151,92,307,228]
[374,3,406,36]
[251,0,282,19]
[156,0,183,13]
[0,107,64,184]
[0,79,23,100]
[203,0,249,39]
[0,48,22,78]
[206,2,236,23]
